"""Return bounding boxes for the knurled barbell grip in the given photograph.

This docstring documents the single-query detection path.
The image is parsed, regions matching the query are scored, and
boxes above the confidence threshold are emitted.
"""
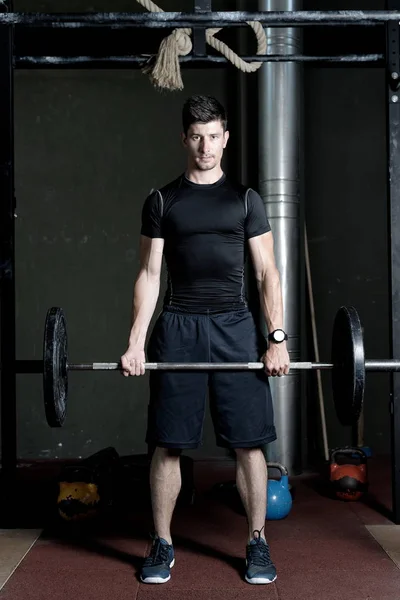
[67,361,335,371]
[16,358,400,373]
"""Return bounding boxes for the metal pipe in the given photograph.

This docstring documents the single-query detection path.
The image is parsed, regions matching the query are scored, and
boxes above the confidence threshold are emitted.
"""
[1,11,399,27]
[386,2,400,524]
[14,54,385,67]
[258,0,303,475]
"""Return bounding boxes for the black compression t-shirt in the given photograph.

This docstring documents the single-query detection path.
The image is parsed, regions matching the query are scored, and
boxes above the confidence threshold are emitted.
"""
[140,173,271,312]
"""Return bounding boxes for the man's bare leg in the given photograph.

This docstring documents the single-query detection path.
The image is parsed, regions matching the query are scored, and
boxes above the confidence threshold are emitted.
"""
[149,447,182,544]
[235,447,276,584]
[235,447,268,540]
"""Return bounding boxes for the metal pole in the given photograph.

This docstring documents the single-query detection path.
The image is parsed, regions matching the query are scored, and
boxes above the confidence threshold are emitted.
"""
[386,3,400,524]
[13,54,385,68]
[1,11,400,27]
[0,2,17,488]
[258,0,303,475]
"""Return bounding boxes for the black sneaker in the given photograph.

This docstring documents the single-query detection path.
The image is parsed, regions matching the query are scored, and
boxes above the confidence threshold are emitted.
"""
[245,529,277,585]
[140,535,175,584]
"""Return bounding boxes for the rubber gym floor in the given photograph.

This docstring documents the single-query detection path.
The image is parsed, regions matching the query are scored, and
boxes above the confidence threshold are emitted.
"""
[0,454,399,600]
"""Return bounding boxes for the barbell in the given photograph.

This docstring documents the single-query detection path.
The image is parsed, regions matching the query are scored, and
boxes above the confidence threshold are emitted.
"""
[11,305,400,429]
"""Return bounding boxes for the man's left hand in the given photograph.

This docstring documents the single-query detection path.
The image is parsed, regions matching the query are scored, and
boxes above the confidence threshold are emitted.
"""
[261,344,290,377]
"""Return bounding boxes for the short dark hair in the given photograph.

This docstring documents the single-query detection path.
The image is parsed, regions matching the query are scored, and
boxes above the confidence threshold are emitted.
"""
[182,95,227,135]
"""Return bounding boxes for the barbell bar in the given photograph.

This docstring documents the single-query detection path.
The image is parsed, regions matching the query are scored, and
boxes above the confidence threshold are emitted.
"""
[10,305,400,429]
[61,360,400,371]
[15,358,400,372]
[69,361,331,370]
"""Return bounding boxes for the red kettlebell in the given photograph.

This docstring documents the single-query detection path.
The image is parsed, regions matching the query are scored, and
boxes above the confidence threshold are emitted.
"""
[330,447,368,502]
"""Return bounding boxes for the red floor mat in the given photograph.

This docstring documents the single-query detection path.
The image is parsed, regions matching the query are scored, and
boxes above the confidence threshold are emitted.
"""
[1,457,400,600]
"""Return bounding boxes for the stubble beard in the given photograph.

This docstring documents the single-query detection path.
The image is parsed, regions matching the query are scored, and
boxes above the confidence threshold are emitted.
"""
[196,156,217,171]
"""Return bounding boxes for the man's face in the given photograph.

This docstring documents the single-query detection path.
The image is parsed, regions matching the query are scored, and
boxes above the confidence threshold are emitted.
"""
[182,120,229,171]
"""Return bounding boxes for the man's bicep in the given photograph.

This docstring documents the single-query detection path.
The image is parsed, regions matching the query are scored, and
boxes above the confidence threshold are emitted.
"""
[247,231,277,277]
[139,235,164,278]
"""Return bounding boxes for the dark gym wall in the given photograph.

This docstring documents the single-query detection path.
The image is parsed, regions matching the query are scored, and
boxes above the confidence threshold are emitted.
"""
[10,0,390,462]
[302,0,389,458]
[304,0,390,460]
[13,0,235,460]
[304,67,389,457]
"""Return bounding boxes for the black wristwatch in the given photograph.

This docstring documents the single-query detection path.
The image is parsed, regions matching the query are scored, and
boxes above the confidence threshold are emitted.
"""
[268,329,288,344]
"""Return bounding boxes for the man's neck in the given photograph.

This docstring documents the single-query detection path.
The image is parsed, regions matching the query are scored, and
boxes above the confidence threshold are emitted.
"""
[185,166,224,185]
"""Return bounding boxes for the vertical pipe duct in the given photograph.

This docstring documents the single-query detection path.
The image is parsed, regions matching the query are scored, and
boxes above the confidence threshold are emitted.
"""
[258,0,304,474]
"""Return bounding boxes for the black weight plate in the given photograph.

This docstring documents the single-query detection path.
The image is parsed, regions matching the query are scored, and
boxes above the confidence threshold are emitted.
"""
[43,307,68,427]
[331,306,365,426]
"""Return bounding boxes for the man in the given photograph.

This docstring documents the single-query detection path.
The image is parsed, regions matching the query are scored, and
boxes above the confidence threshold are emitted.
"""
[121,95,290,586]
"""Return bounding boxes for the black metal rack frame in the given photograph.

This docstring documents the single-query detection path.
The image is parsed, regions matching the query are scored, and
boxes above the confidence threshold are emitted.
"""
[1,1,400,522]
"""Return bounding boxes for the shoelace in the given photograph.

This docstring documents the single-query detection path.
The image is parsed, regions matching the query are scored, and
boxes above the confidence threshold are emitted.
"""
[144,536,171,566]
[248,527,272,567]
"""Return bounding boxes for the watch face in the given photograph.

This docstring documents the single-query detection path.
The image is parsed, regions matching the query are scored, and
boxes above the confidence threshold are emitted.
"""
[273,330,286,342]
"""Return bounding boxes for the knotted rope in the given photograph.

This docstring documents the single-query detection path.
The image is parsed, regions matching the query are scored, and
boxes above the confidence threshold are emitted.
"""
[136,0,267,91]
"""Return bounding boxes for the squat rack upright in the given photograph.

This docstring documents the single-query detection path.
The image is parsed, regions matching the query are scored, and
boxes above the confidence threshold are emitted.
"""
[1,1,400,522]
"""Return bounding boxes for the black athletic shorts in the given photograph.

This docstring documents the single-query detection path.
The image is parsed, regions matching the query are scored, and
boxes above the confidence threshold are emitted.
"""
[145,306,277,450]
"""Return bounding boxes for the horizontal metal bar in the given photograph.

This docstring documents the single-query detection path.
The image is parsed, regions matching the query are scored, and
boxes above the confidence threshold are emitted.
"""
[365,359,400,371]
[68,361,334,371]
[14,53,385,67]
[11,358,400,373]
[1,11,400,28]
[5,359,328,372]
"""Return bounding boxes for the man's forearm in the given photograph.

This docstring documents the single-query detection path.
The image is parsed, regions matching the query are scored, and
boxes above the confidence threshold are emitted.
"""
[258,269,284,333]
[128,269,160,348]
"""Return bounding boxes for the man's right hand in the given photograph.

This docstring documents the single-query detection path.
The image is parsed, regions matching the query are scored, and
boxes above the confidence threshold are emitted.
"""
[120,347,146,377]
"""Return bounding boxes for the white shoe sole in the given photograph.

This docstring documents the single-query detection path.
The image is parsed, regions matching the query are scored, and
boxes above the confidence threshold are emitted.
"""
[140,558,175,584]
[245,574,277,585]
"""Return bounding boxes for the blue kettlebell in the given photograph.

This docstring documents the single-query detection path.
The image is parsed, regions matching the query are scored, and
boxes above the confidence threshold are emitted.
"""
[266,462,292,520]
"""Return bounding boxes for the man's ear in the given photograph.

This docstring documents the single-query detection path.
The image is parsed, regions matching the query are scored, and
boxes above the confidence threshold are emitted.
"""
[223,130,230,149]
[181,132,187,147]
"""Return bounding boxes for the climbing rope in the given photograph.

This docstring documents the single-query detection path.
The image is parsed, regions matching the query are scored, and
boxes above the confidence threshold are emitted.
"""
[136,0,267,91]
